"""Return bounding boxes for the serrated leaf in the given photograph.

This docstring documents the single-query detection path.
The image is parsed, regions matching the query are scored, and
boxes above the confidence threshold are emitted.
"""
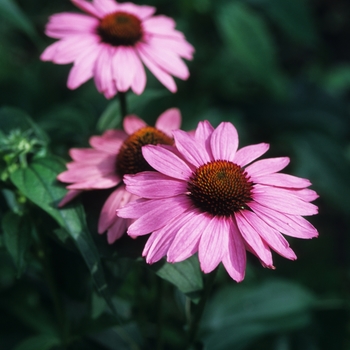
[2,211,32,276]
[9,156,119,319]
[13,334,60,350]
[150,255,203,302]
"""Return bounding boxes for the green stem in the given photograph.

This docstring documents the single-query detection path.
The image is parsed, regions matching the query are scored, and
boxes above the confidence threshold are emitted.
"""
[118,91,127,119]
[38,231,68,347]
[186,268,218,349]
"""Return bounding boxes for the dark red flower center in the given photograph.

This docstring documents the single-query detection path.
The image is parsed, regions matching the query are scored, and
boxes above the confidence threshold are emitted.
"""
[188,160,253,217]
[97,11,143,46]
[116,126,173,175]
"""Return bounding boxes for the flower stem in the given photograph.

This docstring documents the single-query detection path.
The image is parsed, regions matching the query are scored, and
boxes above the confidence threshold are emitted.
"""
[118,91,128,119]
[186,268,218,349]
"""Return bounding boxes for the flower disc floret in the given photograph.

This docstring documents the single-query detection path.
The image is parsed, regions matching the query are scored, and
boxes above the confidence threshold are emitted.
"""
[188,160,253,217]
[117,126,173,175]
[97,11,143,46]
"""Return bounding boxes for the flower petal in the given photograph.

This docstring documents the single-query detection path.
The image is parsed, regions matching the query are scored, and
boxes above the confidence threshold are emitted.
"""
[89,129,127,153]
[106,216,128,244]
[123,115,147,135]
[222,219,246,282]
[72,0,103,18]
[112,46,136,92]
[234,143,269,167]
[142,145,193,180]
[198,217,229,273]
[155,108,182,137]
[210,122,239,161]
[252,173,312,188]
[245,157,290,177]
[194,121,214,159]
[58,189,82,207]
[123,171,187,198]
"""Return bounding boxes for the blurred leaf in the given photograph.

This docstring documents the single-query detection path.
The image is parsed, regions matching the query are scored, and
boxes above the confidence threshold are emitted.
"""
[322,65,350,97]
[217,2,286,97]
[0,0,41,45]
[201,279,315,349]
[97,100,121,132]
[151,255,203,302]
[9,156,119,319]
[253,0,318,46]
[13,335,60,350]
[2,211,32,276]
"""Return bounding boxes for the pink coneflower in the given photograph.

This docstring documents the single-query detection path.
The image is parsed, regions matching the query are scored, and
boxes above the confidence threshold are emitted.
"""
[57,108,182,243]
[40,0,194,98]
[118,121,319,282]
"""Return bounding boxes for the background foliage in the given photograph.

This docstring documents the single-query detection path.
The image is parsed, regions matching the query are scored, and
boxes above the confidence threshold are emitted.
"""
[1,0,350,349]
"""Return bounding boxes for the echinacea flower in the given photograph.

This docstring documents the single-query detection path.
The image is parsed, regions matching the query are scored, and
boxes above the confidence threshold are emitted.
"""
[40,0,194,98]
[118,121,319,282]
[57,108,181,243]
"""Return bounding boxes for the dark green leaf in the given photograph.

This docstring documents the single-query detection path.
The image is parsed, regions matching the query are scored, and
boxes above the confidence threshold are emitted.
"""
[201,279,315,349]
[13,335,60,350]
[9,156,119,319]
[97,100,121,132]
[151,255,203,302]
[2,211,32,276]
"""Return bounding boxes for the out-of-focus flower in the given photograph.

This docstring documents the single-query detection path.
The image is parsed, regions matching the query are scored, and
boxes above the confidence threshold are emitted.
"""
[41,0,194,98]
[58,108,181,243]
[118,121,319,282]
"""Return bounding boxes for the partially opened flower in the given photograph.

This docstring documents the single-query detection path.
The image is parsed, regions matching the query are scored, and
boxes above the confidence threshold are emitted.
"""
[41,0,194,98]
[118,121,319,282]
[58,108,181,243]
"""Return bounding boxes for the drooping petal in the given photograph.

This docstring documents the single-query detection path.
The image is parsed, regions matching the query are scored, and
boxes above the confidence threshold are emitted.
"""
[155,108,182,137]
[123,171,187,198]
[234,143,269,167]
[252,173,312,188]
[235,212,274,268]
[58,189,82,207]
[222,219,247,282]
[106,216,128,244]
[142,145,193,180]
[167,210,208,262]
[98,185,133,233]
[89,129,127,154]
[130,51,147,95]
[210,122,239,161]
[198,217,229,273]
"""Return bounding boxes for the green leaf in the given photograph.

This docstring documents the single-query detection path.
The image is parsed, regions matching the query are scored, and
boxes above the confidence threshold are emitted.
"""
[2,211,32,276]
[151,255,203,302]
[9,156,119,319]
[13,335,60,350]
[97,100,121,132]
[201,279,315,349]
[217,2,286,96]
[255,0,318,46]
[0,0,41,45]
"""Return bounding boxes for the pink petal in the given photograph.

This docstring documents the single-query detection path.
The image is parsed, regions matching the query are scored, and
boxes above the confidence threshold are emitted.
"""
[252,173,312,188]
[92,0,118,15]
[143,225,177,264]
[98,185,133,233]
[72,0,103,18]
[136,44,177,92]
[198,217,229,273]
[114,2,156,20]
[234,143,270,167]
[235,212,274,267]
[123,115,147,135]
[89,129,127,153]
[138,42,189,80]
[245,157,290,177]
[130,52,147,94]
[125,195,191,236]
[142,145,193,180]
[58,189,82,207]
[123,171,187,198]
[106,216,128,244]
[222,219,247,282]
[67,175,120,189]
[194,120,214,159]
[69,148,109,163]
[210,122,239,161]
[45,13,98,39]
[249,202,319,239]
[240,211,297,260]
[173,129,211,167]
[167,210,208,262]
[112,46,136,92]
[142,15,176,34]
[155,108,182,137]
[252,186,318,216]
